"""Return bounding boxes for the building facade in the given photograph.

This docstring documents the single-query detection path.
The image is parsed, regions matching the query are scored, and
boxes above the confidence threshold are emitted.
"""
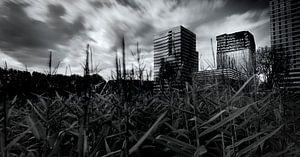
[193,68,247,90]
[194,68,247,82]
[270,0,300,92]
[216,31,256,76]
[153,26,198,91]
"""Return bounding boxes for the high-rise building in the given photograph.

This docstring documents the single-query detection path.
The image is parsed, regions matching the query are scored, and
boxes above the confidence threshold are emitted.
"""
[270,0,300,92]
[216,31,256,76]
[153,26,198,91]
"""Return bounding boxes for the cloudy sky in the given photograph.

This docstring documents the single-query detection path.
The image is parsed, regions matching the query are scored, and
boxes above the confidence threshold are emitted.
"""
[0,0,270,79]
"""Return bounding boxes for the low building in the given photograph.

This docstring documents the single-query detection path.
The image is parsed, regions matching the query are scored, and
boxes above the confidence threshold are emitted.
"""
[193,68,247,88]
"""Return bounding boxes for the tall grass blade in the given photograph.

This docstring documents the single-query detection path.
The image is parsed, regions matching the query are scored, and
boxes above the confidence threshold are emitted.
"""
[262,144,294,157]
[200,110,227,127]
[226,132,265,150]
[78,122,87,157]
[129,110,168,155]
[27,99,46,122]
[5,128,30,150]
[199,102,254,138]
[11,95,17,104]
[102,150,122,157]
[47,131,64,157]
[104,139,111,154]
[49,105,65,119]
[156,135,197,157]
[27,116,43,140]
[0,133,4,157]
[237,125,283,156]
[193,145,207,157]
[228,74,255,103]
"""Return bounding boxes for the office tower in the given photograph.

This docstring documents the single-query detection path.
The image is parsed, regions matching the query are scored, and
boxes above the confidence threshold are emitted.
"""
[153,26,198,91]
[270,0,300,92]
[216,31,256,76]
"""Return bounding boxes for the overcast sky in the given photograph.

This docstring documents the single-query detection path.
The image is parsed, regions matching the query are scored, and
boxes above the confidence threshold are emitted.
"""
[0,0,270,79]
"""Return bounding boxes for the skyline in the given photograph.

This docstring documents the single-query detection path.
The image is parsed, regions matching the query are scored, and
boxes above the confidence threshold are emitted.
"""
[0,0,270,79]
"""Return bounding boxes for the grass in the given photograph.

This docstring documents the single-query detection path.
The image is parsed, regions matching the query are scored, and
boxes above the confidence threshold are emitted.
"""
[0,74,299,157]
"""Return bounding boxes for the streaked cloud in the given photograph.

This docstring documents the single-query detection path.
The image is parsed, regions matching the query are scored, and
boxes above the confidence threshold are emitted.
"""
[0,0,270,79]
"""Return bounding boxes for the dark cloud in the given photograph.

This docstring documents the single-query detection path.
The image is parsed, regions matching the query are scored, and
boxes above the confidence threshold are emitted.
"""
[107,20,155,54]
[0,2,51,49]
[206,0,268,22]
[224,0,269,14]
[188,0,269,32]
[133,21,155,46]
[0,2,87,66]
[107,20,127,52]
[134,22,154,38]
[89,0,113,8]
[48,4,86,42]
[48,4,66,17]
[116,0,142,11]
[164,0,189,11]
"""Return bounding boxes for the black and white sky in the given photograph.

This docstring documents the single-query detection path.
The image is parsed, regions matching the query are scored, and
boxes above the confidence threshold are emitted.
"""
[0,0,270,79]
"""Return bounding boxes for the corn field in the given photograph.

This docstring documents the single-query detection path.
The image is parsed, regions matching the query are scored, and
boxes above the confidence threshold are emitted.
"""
[0,73,299,157]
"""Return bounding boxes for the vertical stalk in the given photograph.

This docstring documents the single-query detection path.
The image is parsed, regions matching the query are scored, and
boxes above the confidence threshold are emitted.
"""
[90,47,93,74]
[3,93,7,157]
[214,72,225,157]
[192,84,200,148]
[121,36,129,157]
[228,83,236,156]
[85,44,90,76]
[123,102,129,157]
[42,98,49,157]
[122,36,126,80]
[231,119,236,156]
[83,96,90,157]
[4,61,7,70]
[49,51,52,75]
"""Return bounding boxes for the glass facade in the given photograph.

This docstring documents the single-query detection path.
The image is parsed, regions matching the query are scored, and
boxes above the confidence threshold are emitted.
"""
[270,0,300,92]
[216,31,256,77]
[153,26,198,91]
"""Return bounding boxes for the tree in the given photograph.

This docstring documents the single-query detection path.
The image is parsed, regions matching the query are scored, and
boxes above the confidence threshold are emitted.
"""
[256,46,290,91]
[131,42,146,81]
[158,58,177,91]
